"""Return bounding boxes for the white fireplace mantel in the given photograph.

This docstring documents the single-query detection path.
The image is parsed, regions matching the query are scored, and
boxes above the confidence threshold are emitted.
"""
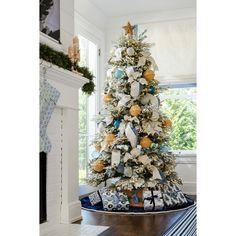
[40,61,88,227]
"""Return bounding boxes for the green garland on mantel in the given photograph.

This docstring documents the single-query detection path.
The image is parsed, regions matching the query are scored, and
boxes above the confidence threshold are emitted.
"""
[40,43,95,95]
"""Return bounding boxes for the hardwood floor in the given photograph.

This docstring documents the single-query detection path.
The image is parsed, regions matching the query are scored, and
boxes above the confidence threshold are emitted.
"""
[75,209,188,236]
[75,187,196,236]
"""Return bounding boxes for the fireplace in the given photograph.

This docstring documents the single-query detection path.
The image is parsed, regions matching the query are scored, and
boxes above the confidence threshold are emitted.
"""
[40,152,47,224]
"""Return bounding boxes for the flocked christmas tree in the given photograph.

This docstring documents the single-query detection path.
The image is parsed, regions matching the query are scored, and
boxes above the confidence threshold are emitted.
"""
[88,22,183,194]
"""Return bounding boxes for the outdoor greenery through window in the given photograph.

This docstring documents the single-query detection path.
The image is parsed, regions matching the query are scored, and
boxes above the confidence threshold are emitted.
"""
[160,85,196,152]
[78,36,98,184]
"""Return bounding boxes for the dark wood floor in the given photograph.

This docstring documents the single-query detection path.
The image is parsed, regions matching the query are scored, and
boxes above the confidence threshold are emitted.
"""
[76,185,196,236]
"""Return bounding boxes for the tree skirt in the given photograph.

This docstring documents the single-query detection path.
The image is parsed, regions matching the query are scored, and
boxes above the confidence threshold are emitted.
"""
[80,194,195,215]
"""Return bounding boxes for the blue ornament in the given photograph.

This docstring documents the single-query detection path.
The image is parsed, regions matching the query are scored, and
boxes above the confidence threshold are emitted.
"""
[160,145,170,152]
[114,119,121,129]
[148,86,155,94]
[114,69,125,79]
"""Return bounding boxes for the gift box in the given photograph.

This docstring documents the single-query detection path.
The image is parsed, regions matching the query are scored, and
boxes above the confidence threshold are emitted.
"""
[143,190,164,211]
[101,189,120,211]
[88,187,107,206]
[116,191,129,211]
[162,182,188,209]
[124,189,144,207]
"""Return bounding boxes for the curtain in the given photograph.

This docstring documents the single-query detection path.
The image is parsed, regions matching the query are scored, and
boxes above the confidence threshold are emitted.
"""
[139,19,196,83]
[40,79,60,153]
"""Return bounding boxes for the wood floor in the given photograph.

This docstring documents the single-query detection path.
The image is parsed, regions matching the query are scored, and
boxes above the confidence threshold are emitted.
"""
[75,186,196,236]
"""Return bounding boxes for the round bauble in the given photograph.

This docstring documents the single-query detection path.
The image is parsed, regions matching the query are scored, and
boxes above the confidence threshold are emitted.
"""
[148,86,156,94]
[106,133,116,145]
[92,160,105,172]
[140,137,152,148]
[114,68,126,79]
[114,119,121,129]
[163,119,172,128]
[103,94,112,103]
[144,69,155,82]
[94,143,101,152]
[130,105,142,116]
[126,47,135,56]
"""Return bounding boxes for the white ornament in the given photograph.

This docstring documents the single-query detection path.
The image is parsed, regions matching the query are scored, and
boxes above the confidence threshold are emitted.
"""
[114,48,122,60]
[112,150,121,166]
[125,123,137,148]
[126,47,135,56]
[130,81,140,98]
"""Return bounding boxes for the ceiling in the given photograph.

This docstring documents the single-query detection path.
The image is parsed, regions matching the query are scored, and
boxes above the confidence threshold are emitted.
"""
[88,0,196,17]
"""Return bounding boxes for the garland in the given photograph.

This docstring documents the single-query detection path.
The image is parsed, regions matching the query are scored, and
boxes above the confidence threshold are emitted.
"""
[40,43,95,95]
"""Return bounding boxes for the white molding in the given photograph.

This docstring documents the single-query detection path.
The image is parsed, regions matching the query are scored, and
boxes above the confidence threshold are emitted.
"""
[61,201,82,224]
[106,8,196,29]
[40,32,63,52]
[40,60,89,88]
[176,157,196,164]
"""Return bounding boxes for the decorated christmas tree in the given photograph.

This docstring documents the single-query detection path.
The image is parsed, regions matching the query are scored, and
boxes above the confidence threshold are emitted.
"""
[87,22,189,210]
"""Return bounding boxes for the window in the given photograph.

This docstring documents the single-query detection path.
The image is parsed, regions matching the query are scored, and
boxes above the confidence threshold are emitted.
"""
[78,36,98,184]
[159,84,196,154]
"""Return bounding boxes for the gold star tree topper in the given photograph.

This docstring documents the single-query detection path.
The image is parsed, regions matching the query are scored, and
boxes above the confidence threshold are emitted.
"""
[122,22,134,35]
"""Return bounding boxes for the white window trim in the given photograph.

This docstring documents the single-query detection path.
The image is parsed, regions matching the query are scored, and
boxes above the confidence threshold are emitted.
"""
[160,83,197,155]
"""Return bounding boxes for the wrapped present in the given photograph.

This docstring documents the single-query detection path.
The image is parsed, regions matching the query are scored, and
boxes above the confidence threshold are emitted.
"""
[162,182,188,209]
[101,189,129,211]
[116,192,129,211]
[88,187,107,206]
[143,190,164,211]
[124,189,144,207]
[101,189,119,211]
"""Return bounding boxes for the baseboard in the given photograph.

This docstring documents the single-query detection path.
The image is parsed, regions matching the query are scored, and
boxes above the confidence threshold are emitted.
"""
[181,181,196,195]
[60,200,82,224]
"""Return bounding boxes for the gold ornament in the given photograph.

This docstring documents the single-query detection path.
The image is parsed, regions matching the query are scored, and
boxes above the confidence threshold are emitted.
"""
[144,69,155,82]
[92,160,105,172]
[122,22,134,35]
[103,94,112,103]
[163,119,172,128]
[130,105,142,116]
[106,133,116,145]
[94,143,101,152]
[140,137,152,148]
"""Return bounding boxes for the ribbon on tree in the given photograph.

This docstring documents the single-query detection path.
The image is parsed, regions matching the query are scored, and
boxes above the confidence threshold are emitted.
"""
[125,123,138,148]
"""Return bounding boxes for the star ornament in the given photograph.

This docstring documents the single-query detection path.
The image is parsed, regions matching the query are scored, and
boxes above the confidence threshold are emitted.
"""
[123,22,134,35]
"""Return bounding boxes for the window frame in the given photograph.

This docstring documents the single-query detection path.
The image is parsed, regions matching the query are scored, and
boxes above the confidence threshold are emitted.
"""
[159,82,197,156]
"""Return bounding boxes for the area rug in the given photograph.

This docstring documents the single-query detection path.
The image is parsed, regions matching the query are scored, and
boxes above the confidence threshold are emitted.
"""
[81,194,195,215]
[162,203,197,236]
[40,223,109,236]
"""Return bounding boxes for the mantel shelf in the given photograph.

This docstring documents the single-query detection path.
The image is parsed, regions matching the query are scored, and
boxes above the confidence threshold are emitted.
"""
[40,60,89,89]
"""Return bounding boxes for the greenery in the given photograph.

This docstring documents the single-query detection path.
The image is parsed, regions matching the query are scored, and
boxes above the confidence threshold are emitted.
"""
[161,87,197,150]
[40,43,95,95]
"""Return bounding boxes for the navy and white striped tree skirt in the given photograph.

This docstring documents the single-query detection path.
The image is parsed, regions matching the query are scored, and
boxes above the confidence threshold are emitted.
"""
[163,204,197,236]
